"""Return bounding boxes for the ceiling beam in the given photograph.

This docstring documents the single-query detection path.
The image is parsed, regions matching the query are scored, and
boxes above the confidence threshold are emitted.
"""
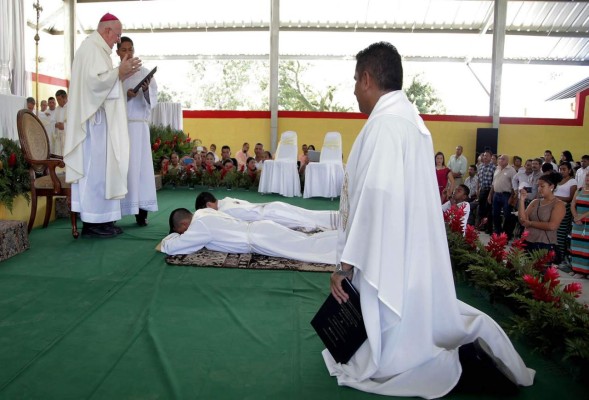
[31,23,589,38]
[138,53,589,65]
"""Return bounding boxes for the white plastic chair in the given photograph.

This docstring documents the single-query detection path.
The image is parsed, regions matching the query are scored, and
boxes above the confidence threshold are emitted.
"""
[303,132,344,199]
[258,131,301,197]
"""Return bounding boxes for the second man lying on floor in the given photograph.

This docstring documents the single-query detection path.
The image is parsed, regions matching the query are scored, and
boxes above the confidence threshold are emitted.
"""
[195,191,339,231]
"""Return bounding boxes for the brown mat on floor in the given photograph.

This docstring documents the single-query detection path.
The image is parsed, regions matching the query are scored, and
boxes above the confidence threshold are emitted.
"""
[165,248,335,272]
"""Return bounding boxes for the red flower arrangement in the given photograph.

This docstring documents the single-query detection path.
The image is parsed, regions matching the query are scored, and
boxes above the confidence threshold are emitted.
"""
[484,232,508,263]
[522,266,582,304]
[443,204,466,234]
[464,224,479,249]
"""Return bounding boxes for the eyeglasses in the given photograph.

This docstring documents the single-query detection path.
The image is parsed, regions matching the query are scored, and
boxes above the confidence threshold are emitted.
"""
[108,28,122,40]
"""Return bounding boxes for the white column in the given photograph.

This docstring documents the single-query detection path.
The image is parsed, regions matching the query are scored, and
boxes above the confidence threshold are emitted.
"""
[269,0,279,153]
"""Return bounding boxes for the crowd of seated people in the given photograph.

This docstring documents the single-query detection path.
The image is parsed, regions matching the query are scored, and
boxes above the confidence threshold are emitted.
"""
[160,143,273,176]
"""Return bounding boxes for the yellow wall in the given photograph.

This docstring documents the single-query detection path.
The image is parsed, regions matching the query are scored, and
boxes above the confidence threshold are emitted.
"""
[0,195,57,228]
[182,108,588,165]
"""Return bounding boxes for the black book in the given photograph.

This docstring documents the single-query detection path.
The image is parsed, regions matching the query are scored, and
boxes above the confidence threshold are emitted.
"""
[132,66,157,93]
[310,279,367,364]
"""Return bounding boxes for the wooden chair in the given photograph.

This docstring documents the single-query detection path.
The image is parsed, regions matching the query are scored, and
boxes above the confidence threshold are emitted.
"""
[16,109,78,238]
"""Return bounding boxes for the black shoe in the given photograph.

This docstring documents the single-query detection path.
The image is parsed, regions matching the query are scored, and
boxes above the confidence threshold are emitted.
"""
[472,337,519,386]
[456,338,519,394]
[106,222,123,235]
[135,209,148,227]
[82,222,117,238]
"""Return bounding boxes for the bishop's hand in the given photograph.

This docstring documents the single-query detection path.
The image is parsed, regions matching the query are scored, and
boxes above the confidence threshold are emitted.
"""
[119,54,142,80]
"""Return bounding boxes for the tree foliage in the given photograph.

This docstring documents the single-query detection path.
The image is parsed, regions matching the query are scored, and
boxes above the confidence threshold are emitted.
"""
[277,61,351,112]
[405,74,446,115]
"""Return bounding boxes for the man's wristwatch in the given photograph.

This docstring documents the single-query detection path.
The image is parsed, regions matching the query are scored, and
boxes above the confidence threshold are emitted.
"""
[335,263,353,277]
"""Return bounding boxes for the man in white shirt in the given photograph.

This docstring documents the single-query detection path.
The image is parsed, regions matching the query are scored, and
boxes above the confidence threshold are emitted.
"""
[448,145,468,185]
[253,143,265,170]
[63,12,141,238]
[53,90,68,156]
[161,207,337,265]
[442,184,471,234]
[195,191,338,231]
[576,155,588,187]
[464,165,479,226]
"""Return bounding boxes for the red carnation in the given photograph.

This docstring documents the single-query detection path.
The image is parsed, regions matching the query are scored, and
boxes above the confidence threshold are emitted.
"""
[152,143,160,151]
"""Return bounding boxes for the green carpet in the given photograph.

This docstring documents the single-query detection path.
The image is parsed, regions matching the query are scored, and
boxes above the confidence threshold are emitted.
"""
[0,188,585,399]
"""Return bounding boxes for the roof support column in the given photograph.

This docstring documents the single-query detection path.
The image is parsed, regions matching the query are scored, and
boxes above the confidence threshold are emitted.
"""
[269,0,279,152]
[490,0,507,128]
[63,0,75,79]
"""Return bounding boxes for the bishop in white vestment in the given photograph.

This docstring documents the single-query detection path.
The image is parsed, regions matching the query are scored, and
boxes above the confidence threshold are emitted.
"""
[63,13,141,237]
[324,42,534,399]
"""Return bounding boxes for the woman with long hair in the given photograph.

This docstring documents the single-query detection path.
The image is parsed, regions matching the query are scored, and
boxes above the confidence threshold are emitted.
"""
[518,171,566,255]
[435,151,455,203]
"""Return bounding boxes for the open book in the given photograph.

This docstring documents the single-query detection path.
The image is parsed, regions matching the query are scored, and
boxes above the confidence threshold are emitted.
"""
[132,66,157,93]
[311,279,367,364]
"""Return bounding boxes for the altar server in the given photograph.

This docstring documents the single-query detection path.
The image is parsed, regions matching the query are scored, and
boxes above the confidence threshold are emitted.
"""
[117,36,158,226]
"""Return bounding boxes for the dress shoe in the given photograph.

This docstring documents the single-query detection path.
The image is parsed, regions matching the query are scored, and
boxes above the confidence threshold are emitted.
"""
[455,338,518,394]
[135,209,148,227]
[106,222,123,235]
[82,223,117,238]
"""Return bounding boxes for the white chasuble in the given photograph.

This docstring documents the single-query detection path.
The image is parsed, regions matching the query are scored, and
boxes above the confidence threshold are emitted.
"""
[323,91,534,399]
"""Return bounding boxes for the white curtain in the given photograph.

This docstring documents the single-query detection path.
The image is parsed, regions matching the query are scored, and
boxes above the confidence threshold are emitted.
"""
[150,102,183,130]
[0,0,26,96]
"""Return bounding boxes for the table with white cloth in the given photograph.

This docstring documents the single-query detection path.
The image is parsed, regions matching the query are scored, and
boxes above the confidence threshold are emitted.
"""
[150,102,183,130]
[303,162,344,198]
[258,160,302,197]
[0,94,26,140]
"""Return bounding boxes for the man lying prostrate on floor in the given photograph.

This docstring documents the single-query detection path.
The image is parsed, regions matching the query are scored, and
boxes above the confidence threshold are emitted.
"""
[195,191,339,232]
[159,207,338,264]
[442,184,471,234]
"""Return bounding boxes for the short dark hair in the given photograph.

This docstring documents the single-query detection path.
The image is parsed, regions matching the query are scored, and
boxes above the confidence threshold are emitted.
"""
[581,154,589,161]
[195,191,217,211]
[117,36,133,50]
[513,156,522,163]
[222,145,230,151]
[469,164,477,172]
[55,89,67,97]
[458,184,470,197]
[539,171,563,187]
[48,96,55,101]
[26,97,35,104]
[541,163,554,173]
[355,42,403,91]
[168,208,192,234]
